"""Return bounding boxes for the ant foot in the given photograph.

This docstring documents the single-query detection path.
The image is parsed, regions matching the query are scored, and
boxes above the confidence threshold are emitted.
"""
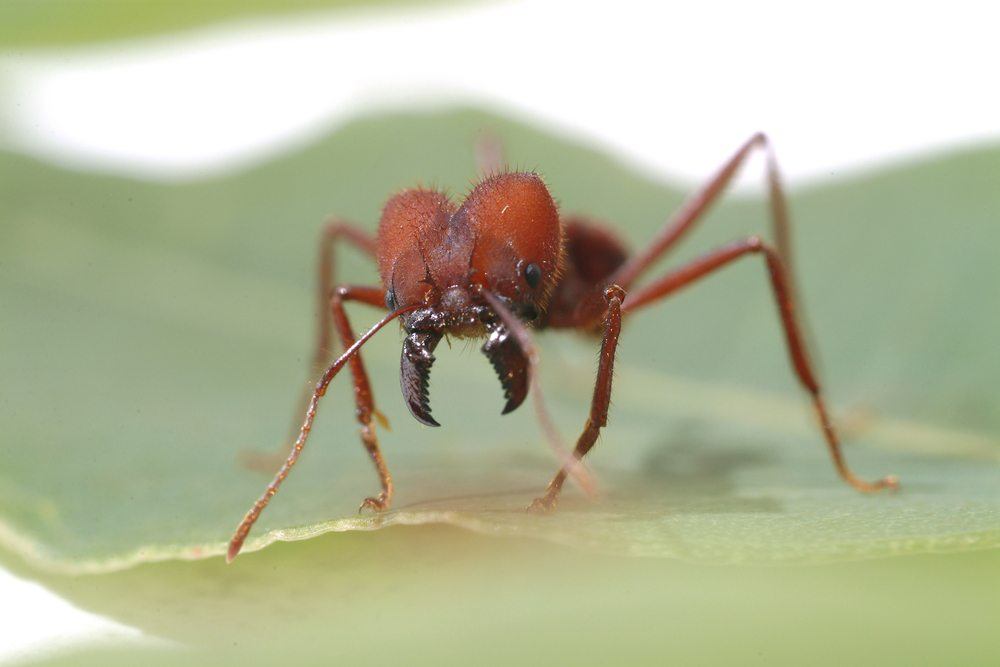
[358,493,391,514]
[526,494,558,514]
[874,474,901,492]
[847,473,900,494]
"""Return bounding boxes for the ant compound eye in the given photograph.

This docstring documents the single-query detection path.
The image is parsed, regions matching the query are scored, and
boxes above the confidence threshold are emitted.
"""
[385,286,399,311]
[523,263,542,289]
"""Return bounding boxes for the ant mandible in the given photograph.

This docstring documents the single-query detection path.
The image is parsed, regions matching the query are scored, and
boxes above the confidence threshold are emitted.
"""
[227,133,899,562]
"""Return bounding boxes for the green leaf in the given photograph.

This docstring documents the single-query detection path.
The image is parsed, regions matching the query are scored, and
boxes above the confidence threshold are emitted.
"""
[1,108,998,578]
[2,530,998,666]
[0,0,466,48]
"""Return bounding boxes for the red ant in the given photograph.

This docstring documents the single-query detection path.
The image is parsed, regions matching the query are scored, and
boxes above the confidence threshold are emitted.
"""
[227,133,899,562]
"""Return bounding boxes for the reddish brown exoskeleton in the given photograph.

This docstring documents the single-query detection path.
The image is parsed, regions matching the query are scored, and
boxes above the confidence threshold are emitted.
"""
[227,133,899,562]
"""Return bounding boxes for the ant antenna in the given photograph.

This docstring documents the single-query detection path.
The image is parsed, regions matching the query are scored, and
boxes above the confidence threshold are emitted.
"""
[228,304,418,562]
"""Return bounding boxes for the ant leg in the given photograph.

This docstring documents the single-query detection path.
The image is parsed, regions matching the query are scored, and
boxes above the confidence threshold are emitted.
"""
[478,290,597,498]
[611,133,793,290]
[327,285,396,512]
[622,237,899,493]
[313,220,378,368]
[528,286,625,512]
[241,219,377,472]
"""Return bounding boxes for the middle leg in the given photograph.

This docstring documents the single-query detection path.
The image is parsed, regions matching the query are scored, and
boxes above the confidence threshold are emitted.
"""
[313,220,378,383]
[611,133,794,290]
[241,219,378,471]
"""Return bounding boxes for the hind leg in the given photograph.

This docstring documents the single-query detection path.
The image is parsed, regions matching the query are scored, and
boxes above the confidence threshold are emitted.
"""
[622,237,898,493]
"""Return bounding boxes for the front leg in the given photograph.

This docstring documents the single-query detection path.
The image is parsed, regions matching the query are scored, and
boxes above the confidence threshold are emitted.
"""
[328,285,396,512]
[529,285,626,512]
[244,283,393,511]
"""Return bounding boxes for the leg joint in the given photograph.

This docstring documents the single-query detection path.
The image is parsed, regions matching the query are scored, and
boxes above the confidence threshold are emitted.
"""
[604,284,626,303]
[333,284,351,301]
[321,218,349,238]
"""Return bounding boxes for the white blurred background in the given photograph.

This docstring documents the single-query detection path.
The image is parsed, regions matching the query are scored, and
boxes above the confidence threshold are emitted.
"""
[1,0,997,661]
[3,0,999,186]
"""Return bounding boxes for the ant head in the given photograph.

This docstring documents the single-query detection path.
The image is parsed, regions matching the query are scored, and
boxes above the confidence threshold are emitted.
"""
[375,172,562,426]
[462,172,563,316]
[376,172,562,324]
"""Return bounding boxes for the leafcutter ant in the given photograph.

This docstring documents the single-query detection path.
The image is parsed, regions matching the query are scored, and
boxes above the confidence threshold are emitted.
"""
[227,133,898,562]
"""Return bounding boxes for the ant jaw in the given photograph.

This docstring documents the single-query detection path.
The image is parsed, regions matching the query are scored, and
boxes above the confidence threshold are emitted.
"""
[398,299,533,425]
[482,320,529,416]
[400,330,441,427]
[398,318,529,426]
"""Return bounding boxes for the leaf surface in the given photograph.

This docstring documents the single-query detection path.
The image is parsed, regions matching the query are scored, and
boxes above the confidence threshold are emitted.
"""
[1,109,998,575]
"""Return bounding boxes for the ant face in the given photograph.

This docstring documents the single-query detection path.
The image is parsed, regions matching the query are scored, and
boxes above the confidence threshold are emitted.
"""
[377,173,562,322]
[375,172,563,426]
[463,172,563,317]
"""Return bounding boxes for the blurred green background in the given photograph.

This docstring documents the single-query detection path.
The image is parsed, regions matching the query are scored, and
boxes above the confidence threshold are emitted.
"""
[1,3,999,666]
[0,0,467,47]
